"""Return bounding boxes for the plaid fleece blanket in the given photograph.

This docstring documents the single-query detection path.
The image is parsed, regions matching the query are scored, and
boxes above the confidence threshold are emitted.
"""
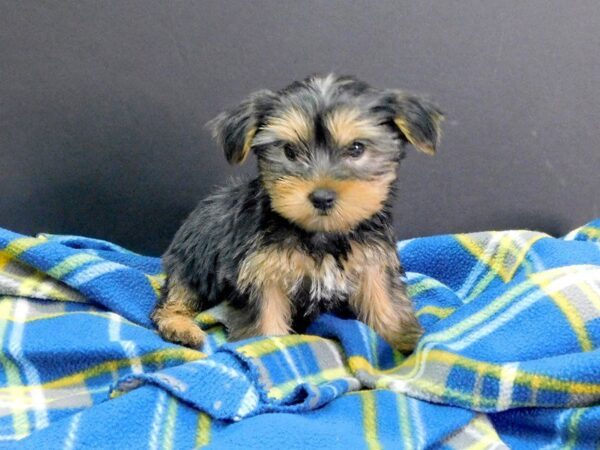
[0,220,599,449]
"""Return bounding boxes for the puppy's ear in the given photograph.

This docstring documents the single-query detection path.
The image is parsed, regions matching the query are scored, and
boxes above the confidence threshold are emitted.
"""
[207,90,276,165]
[383,91,444,155]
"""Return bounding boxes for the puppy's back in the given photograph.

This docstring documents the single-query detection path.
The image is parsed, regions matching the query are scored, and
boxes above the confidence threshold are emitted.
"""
[162,177,265,307]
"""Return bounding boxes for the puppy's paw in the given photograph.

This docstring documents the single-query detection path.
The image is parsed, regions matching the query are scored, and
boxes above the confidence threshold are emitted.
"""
[155,315,206,348]
[372,310,423,353]
[385,324,423,353]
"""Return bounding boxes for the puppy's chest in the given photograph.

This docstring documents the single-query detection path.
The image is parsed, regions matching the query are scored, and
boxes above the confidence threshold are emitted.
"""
[238,246,360,302]
[290,255,351,302]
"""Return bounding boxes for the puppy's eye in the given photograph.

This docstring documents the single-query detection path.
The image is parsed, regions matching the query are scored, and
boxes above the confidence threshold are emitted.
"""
[284,144,298,161]
[345,141,365,158]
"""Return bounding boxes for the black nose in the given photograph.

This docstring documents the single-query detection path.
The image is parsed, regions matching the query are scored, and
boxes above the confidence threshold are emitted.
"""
[309,189,337,211]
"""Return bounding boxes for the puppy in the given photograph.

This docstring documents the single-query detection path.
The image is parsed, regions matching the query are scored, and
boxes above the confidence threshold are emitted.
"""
[151,74,442,352]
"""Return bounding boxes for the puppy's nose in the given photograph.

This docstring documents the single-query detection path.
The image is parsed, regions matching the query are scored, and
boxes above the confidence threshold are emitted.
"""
[309,189,337,211]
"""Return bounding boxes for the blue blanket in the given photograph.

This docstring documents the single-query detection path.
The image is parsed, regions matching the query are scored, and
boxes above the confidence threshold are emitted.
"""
[0,220,599,449]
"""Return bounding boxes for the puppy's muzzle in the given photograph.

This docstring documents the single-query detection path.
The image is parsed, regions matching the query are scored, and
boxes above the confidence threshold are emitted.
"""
[309,188,337,212]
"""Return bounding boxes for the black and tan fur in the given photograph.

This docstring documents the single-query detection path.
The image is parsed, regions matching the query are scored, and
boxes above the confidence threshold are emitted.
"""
[151,74,443,352]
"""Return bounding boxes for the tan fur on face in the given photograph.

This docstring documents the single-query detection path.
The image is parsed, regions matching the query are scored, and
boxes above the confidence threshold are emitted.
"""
[265,173,396,233]
[262,107,312,144]
[151,278,205,347]
[326,107,383,147]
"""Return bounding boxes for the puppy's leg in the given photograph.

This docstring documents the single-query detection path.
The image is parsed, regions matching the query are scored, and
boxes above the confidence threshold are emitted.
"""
[257,282,293,335]
[349,263,422,352]
[231,247,294,340]
[151,274,206,348]
[228,282,292,341]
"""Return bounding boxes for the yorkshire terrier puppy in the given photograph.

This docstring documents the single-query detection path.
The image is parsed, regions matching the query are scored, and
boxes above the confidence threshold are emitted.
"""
[151,74,443,352]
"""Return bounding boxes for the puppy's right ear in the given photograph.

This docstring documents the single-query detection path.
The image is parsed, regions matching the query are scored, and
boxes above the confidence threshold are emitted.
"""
[207,90,277,165]
[381,90,444,156]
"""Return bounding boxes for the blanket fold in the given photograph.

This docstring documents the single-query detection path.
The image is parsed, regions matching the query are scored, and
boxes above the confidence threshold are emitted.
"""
[0,219,599,448]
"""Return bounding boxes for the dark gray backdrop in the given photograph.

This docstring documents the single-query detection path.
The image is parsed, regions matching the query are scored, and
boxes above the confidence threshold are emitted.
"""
[2,1,599,255]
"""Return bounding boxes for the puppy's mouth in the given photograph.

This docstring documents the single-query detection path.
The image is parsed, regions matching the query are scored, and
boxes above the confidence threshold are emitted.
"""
[266,174,395,233]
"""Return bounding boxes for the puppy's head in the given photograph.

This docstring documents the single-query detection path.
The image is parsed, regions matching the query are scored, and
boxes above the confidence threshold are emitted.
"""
[209,74,443,233]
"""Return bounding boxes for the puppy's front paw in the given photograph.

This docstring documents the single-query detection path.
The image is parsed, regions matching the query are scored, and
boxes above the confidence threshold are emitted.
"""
[367,303,423,353]
[383,323,423,353]
[155,314,206,348]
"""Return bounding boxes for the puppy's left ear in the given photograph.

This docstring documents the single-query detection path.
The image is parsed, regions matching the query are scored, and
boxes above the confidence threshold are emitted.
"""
[384,91,444,155]
[208,89,277,165]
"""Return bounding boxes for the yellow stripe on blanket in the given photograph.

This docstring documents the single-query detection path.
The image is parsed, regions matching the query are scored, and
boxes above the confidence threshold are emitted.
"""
[424,350,600,396]
[0,300,30,438]
[579,226,600,240]
[0,348,203,394]
[3,237,45,257]
[268,367,350,399]
[416,305,455,319]
[237,334,331,359]
[195,412,211,448]
[360,390,382,450]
